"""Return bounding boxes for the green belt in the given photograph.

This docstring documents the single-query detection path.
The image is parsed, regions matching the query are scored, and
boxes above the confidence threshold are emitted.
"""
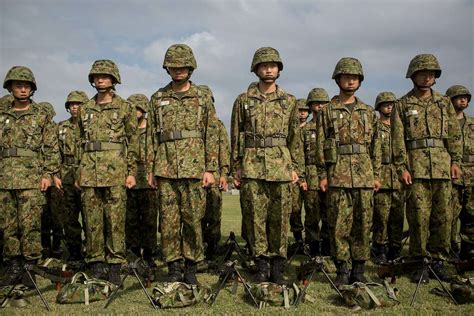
[0,147,38,158]
[337,144,367,155]
[84,141,123,152]
[158,130,202,143]
[407,138,444,150]
[63,155,75,165]
[463,154,474,163]
[245,137,287,148]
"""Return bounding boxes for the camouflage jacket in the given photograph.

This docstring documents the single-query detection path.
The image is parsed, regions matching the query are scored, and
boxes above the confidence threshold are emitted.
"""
[391,89,462,180]
[453,114,474,186]
[209,119,230,187]
[0,101,60,189]
[316,96,381,188]
[377,121,401,190]
[76,93,138,187]
[230,82,304,182]
[57,117,80,185]
[148,82,219,179]
[302,119,321,190]
[133,122,153,189]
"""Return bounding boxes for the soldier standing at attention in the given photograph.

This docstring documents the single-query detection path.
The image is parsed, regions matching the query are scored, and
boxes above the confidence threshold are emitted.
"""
[147,44,219,284]
[230,47,303,285]
[316,57,381,286]
[371,92,405,263]
[0,66,60,286]
[75,60,138,285]
[391,54,462,283]
[445,85,473,261]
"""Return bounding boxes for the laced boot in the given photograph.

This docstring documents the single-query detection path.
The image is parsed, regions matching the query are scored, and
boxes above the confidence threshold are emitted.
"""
[254,256,270,283]
[167,260,182,282]
[108,263,122,286]
[90,261,108,280]
[350,260,368,283]
[270,257,288,285]
[334,260,350,288]
[183,260,199,285]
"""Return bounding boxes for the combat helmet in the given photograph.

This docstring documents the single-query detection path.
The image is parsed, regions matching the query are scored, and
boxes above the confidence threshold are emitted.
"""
[297,98,309,111]
[375,91,397,110]
[306,88,330,104]
[251,47,283,72]
[163,44,197,70]
[406,54,441,78]
[127,93,149,112]
[88,59,121,84]
[446,85,471,102]
[3,66,37,91]
[332,57,364,82]
[65,90,89,109]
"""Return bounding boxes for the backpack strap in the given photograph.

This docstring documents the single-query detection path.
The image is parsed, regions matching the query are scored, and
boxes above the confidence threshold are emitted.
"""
[84,287,90,305]
[283,285,290,308]
[361,283,382,307]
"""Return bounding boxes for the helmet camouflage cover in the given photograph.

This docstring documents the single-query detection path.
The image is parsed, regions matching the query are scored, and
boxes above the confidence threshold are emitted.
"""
[446,85,471,102]
[251,47,283,72]
[3,66,37,91]
[406,54,441,78]
[65,90,89,108]
[332,57,364,81]
[163,44,197,70]
[375,91,397,110]
[306,88,330,104]
[127,93,149,112]
[297,98,309,111]
[88,59,121,84]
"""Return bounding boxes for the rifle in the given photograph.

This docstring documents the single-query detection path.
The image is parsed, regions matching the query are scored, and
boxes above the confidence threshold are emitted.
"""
[377,256,422,283]
[215,232,254,273]
[452,259,474,274]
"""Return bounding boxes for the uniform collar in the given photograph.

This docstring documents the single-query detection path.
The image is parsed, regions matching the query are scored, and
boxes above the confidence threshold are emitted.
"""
[161,81,200,99]
[330,95,366,111]
[247,81,286,101]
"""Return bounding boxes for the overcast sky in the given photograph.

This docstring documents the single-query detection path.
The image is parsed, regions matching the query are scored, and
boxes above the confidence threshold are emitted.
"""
[1,0,473,125]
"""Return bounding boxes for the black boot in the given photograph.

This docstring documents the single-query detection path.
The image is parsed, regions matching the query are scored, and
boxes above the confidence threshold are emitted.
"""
[321,238,331,256]
[386,246,401,261]
[0,257,23,286]
[350,260,368,283]
[270,257,287,285]
[371,243,387,264]
[254,256,270,283]
[143,248,157,269]
[108,263,122,286]
[167,260,182,282]
[183,260,199,285]
[334,260,350,287]
[430,260,451,282]
[309,240,321,257]
[90,262,108,280]
[21,260,37,289]
[204,241,217,261]
[460,240,474,260]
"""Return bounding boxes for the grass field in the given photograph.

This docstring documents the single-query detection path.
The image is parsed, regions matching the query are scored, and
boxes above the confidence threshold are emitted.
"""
[2,194,474,314]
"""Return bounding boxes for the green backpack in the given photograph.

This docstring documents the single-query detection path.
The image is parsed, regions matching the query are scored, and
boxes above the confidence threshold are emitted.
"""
[250,282,303,309]
[56,272,116,305]
[152,282,212,308]
[339,281,399,311]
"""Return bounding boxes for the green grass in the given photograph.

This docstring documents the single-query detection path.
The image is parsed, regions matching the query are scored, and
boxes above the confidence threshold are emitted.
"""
[2,194,474,314]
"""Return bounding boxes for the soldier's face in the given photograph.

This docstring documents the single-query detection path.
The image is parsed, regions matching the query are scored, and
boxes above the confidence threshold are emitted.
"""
[412,70,435,89]
[68,102,80,117]
[10,80,32,100]
[338,74,360,93]
[299,110,309,121]
[452,95,469,111]
[168,67,190,81]
[378,102,393,117]
[256,62,279,83]
[310,102,327,113]
[93,74,113,89]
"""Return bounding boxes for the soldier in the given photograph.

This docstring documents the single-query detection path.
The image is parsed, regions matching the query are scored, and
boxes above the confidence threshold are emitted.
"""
[371,92,405,263]
[55,90,89,264]
[288,99,309,255]
[125,93,158,269]
[391,54,462,283]
[0,66,60,286]
[230,47,304,284]
[75,60,138,285]
[302,88,331,257]
[316,57,381,286]
[446,85,473,260]
[147,44,219,284]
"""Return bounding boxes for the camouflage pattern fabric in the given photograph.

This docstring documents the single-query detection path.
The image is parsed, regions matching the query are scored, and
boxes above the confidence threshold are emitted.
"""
[56,272,116,305]
[41,186,64,254]
[339,281,399,311]
[158,178,205,263]
[240,186,254,254]
[372,190,405,249]
[250,282,301,308]
[3,66,37,90]
[152,282,211,308]
[58,117,81,185]
[82,186,126,264]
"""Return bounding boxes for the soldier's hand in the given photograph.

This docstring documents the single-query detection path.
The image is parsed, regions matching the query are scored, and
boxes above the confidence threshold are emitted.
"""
[319,178,328,192]
[40,177,51,192]
[125,175,136,189]
[202,172,215,188]
[451,164,462,180]
[74,180,81,191]
[291,171,299,184]
[219,176,228,192]
[300,181,308,191]
[147,172,157,189]
[374,179,381,192]
[233,169,242,189]
[53,176,63,191]
[401,171,412,185]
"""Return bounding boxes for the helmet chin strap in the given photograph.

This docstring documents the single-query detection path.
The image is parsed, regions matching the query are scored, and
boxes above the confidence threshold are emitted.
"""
[168,68,193,84]
[11,90,34,102]
[411,78,435,91]
[90,82,115,93]
[257,72,279,83]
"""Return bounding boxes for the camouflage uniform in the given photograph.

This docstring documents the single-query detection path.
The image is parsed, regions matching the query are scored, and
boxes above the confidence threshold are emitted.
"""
[230,47,304,284]
[76,60,138,267]
[125,94,158,260]
[371,92,405,262]
[0,66,60,265]
[391,55,462,268]
[446,85,474,260]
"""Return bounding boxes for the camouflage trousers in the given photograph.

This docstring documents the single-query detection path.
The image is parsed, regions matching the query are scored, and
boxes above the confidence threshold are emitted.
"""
[304,189,329,243]
[241,179,292,258]
[0,189,45,260]
[202,186,222,246]
[328,188,373,262]
[41,187,64,252]
[406,180,451,260]
[372,189,405,249]
[290,184,303,235]
[158,178,205,263]
[81,186,126,264]
[450,184,464,247]
[240,187,254,254]
[61,184,83,250]
[125,189,158,252]
[458,186,474,258]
